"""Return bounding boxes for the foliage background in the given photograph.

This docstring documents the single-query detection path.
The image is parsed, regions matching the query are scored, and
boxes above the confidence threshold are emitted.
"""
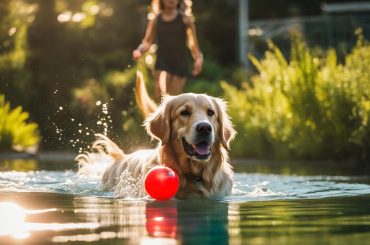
[223,32,370,162]
[1,0,369,163]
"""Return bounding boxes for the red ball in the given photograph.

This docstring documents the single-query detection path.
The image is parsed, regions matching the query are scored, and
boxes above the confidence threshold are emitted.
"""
[145,166,179,200]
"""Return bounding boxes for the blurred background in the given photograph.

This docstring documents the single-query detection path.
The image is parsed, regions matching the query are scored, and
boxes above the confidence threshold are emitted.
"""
[1,0,370,166]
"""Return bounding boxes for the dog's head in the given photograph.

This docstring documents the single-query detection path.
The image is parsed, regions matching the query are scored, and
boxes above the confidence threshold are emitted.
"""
[145,93,236,162]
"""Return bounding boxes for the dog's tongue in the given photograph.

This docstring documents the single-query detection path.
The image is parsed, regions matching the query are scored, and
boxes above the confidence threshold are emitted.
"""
[194,142,210,155]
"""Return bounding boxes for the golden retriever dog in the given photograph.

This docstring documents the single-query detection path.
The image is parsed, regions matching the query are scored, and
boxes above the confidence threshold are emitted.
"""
[75,72,236,199]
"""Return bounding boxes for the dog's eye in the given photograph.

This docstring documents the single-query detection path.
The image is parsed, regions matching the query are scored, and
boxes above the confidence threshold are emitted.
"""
[180,110,191,116]
[207,109,215,116]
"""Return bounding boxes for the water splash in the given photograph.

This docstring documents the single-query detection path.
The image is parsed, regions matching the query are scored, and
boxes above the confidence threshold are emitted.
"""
[114,170,147,199]
[96,102,111,136]
[0,171,369,202]
[0,171,110,197]
[53,100,114,153]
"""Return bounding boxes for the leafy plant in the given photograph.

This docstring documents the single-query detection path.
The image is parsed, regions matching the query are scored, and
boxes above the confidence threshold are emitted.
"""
[223,31,370,161]
[0,94,40,152]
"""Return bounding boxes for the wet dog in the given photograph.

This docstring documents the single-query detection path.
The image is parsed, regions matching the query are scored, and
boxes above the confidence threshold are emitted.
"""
[76,73,236,198]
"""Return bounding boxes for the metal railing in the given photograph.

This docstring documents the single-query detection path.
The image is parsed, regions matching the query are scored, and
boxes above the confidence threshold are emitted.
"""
[247,13,370,59]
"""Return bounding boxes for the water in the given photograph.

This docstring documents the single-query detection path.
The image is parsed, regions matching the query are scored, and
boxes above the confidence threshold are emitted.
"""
[0,170,369,201]
[0,159,369,244]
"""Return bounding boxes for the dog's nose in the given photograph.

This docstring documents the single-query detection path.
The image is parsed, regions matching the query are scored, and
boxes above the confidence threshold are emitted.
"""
[196,122,212,136]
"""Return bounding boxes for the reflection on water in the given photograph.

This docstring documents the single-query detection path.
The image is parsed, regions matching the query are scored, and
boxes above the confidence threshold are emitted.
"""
[145,201,177,238]
[0,192,369,244]
[235,196,370,244]
[0,201,99,242]
[0,158,369,244]
[71,197,235,244]
[71,197,147,242]
[0,202,29,239]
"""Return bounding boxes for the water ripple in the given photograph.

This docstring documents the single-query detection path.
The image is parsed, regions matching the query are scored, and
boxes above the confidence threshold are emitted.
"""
[0,171,369,202]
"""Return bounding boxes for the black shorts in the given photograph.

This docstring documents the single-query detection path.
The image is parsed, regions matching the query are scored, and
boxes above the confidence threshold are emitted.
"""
[155,54,190,78]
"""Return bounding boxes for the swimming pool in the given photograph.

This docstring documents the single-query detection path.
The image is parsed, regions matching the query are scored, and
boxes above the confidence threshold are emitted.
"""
[0,158,369,244]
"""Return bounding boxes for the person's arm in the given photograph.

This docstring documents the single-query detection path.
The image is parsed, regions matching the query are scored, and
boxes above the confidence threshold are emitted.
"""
[133,16,157,60]
[184,16,203,76]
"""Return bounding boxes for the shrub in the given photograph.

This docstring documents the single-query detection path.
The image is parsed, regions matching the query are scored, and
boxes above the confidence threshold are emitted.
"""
[185,58,226,96]
[0,94,40,152]
[223,32,370,161]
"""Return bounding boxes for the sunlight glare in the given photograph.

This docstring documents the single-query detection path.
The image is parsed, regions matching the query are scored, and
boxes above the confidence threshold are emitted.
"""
[0,202,100,241]
[8,27,17,36]
[145,54,154,65]
[147,13,155,20]
[57,11,72,23]
[72,13,86,22]
[248,27,264,36]
[153,216,164,222]
[89,5,100,15]
[141,237,176,245]
[101,8,113,17]
[0,202,29,239]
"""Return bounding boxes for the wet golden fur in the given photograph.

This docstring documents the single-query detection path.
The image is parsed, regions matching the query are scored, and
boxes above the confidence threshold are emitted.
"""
[76,73,236,199]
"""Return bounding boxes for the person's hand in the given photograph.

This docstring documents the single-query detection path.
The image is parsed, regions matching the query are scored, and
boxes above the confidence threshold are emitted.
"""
[132,49,142,61]
[192,56,203,76]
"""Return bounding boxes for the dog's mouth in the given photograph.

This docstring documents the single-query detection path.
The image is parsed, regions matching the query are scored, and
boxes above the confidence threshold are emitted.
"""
[182,137,211,160]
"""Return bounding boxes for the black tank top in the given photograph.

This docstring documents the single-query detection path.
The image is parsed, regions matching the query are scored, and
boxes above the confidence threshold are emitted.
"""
[155,13,189,77]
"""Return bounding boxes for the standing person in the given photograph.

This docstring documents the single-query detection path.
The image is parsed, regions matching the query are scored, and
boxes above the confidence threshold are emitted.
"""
[132,0,203,101]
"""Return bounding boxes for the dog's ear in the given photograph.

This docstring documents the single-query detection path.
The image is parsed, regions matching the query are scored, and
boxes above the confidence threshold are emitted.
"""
[212,98,236,150]
[145,96,173,145]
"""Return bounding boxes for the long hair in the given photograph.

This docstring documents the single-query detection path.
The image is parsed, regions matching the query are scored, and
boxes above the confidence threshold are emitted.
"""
[151,0,193,17]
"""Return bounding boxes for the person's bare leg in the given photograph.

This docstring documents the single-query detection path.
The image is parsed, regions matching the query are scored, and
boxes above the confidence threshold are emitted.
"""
[153,71,161,102]
[167,74,187,95]
[154,70,168,102]
[159,71,168,96]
